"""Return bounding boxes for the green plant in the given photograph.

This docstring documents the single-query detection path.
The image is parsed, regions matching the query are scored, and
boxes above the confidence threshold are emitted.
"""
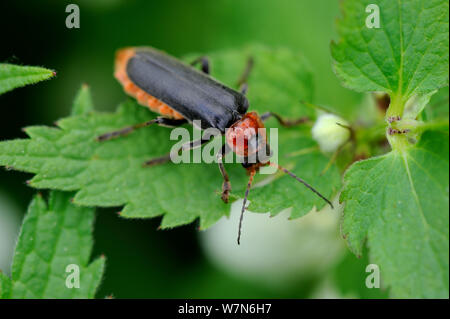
[0,65,105,299]
[0,191,104,298]
[332,0,449,298]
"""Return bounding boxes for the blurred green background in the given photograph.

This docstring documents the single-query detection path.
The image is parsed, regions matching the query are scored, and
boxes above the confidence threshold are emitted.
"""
[0,0,387,298]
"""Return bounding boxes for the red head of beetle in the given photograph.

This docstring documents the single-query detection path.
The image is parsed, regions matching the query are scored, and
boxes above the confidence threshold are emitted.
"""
[225,112,270,169]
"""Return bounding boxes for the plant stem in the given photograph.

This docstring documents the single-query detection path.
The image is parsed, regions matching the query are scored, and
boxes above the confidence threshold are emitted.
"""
[386,94,405,118]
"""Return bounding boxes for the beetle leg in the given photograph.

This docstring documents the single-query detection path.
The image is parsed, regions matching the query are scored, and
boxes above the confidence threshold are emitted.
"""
[96,117,187,141]
[143,138,211,167]
[260,112,309,127]
[216,144,232,203]
[190,56,210,74]
[237,57,254,94]
[142,154,171,167]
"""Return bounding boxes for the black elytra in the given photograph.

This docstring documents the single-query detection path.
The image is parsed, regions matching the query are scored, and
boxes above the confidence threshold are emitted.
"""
[126,47,248,132]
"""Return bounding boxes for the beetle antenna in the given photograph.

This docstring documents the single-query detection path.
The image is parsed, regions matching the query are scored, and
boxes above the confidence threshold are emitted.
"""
[237,169,256,245]
[270,163,334,209]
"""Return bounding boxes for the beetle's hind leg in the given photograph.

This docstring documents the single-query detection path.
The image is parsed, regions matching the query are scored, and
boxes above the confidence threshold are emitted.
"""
[143,138,211,167]
[190,56,210,74]
[96,117,187,142]
[237,57,254,95]
[260,112,309,127]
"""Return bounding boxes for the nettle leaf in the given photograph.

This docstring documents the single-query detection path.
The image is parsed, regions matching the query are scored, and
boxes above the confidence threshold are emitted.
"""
[0,63,56,95]
[201,45,315,118]
[424,86,449,120]
[71,83,94,116]
[0,272,12,298]
[0,46,338,229]
[341,130,449,298]
[249,129,341,217]
[331,0,449,114]
[0,191,105,299]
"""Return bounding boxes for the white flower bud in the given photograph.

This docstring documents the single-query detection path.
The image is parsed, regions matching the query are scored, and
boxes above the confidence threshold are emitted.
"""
[312,113,350,153]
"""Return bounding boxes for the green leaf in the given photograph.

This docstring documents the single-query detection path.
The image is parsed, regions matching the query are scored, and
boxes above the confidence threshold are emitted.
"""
[340,130,449,298]
[0,45,339,229]
[0,272,12,299]
[0,63,56,95]
[332,250,389,299]
[201,45,315,118]
[0,191,105,299]
[71,84,94,116]
[424,86,449,120]
[249,130,341,217]
[331,0,449,117]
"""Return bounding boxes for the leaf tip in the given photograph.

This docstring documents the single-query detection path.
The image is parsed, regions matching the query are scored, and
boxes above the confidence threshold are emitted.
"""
[21,126,33,136]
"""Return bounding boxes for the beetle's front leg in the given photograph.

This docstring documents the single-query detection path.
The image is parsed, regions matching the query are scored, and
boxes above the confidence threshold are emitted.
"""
[216,144,232,203]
